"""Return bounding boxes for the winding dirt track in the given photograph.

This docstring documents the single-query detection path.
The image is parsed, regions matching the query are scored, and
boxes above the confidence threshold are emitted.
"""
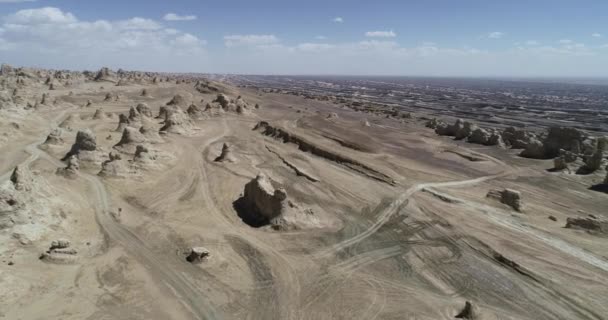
[319,172,507,257]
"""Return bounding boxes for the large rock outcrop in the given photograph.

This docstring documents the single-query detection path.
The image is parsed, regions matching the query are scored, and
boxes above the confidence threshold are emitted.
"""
[213,94,230,109]
[214,143,236,163]
[565,217,608,235]
[543,126,587,158]
[454,121,477,140]
[238,173,319,230]
[57,155,79,178]
[186,247,210,263]
[159,108,195,135]
[63,129,97,160]
[455,301,480,319]
[241,173,290,225]
[133,145,155,163]
[187,103,205,119]
[435,119,464,137]
[115,114,130,132]
[92,108,106,120]
[43,129,63,145]
[135,103,153,118]
[166,94,187,107]
[98,152,129,177]
[94,67,116,82]
[581,150,605,173]
[10,165,33,191]
[487,188,523,212]
[114,127,146,153]
[520,137,545,159]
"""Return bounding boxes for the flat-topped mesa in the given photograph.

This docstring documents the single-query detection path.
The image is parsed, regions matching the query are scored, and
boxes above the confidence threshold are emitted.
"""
[214,143,236,163]
[63,129,97,160]
[487,188,523,212]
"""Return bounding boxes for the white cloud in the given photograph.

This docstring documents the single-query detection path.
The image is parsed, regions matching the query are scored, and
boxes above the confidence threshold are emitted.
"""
[332,17,343,23]
[365,30,396,38]
[315,35,327,40]
[117,17,162,30]
[171,33,206,46]
[0,7,206,70]
[224,34,279,47]
[163,13,197,21]
[6,7,76,24]
[592,33,602,38]
[525,40,539,45]
[296,43,335,52]
[487,31,505,39]
[558,39,572,44]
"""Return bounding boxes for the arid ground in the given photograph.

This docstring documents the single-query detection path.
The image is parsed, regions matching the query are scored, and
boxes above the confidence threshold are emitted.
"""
[1,67,607,320]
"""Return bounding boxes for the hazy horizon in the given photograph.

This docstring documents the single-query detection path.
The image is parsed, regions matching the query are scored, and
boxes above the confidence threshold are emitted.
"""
[1,0,607,77]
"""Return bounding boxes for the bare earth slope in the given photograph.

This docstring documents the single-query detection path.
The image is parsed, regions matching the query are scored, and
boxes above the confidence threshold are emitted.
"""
[1,66,607,320]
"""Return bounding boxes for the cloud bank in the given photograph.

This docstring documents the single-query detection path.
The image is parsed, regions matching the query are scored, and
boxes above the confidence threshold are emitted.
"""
[0,7,206,71]
[163,13,197,21]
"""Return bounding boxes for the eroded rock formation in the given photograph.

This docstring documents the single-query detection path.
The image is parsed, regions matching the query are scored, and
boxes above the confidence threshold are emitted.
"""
[214,143,236,163]
[186,247,210,263]
[63,129,97,160]
[487,188,523,212]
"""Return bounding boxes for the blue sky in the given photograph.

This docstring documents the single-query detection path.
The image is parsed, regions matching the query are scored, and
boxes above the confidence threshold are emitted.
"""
[0,0,607,76]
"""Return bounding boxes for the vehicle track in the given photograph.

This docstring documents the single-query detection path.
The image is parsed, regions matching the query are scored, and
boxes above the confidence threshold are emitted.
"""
[7,109,222,319]
[319,172,507,257]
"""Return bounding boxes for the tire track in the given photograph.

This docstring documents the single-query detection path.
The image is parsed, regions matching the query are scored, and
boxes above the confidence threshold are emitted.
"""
[319,172,506,257]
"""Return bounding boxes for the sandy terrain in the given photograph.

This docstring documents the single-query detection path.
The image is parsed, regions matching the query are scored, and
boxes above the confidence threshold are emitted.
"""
[1,67,607,320]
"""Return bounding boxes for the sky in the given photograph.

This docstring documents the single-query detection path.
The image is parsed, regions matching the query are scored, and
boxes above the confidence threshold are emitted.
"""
[0,0,607,77]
